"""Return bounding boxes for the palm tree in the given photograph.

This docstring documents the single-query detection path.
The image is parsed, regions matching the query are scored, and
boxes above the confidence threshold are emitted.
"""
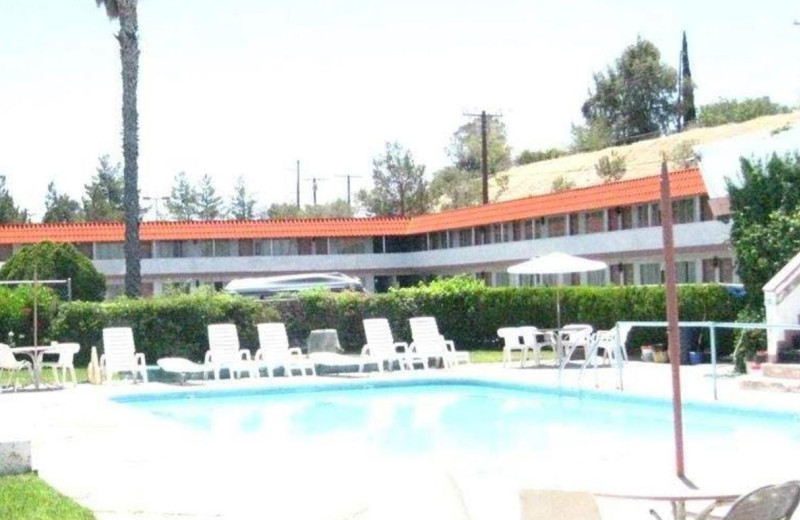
[94,0,141,297]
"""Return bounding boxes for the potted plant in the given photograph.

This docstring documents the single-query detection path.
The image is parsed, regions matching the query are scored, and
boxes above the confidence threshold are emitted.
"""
[653,344,669,363]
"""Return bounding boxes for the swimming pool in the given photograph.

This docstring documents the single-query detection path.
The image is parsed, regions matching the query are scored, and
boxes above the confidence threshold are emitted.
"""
[115,378,800,467]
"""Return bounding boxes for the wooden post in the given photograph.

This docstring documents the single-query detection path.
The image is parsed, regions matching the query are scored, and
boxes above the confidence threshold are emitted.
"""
[659,157,685,477]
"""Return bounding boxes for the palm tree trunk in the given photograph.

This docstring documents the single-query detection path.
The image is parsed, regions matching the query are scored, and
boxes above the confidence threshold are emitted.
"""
[117,0,141,297]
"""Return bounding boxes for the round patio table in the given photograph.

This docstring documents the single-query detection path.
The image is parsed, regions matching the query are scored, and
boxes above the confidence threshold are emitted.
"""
[11,345,56,390]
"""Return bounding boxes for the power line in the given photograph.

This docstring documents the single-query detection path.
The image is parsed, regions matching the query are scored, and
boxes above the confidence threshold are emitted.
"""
[303,177,327,206]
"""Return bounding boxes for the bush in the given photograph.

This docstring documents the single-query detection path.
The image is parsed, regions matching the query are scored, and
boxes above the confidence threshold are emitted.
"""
[268,282,744,357]
[0,242,105,301]
[0,286,58,346]
[50,290,279,365]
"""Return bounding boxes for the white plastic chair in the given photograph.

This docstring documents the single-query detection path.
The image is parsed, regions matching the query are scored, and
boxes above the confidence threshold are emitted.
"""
[409,317,469,368]
[0,343,32,390]
[42,342,80,387]
[498,327,526,367]
[206,324,258,380]
[256,323,315,377]
[362,318,426,372]
[584,326,632,368]
[101,327,148,383]
[558,324,594,367]
[518,326,557,367]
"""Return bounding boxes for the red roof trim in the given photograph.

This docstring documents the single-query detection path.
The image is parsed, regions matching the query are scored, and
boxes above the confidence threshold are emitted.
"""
[0,169,706,244]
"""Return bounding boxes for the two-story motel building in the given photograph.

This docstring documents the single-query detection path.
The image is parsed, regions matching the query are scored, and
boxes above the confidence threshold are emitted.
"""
[0,167,736,297]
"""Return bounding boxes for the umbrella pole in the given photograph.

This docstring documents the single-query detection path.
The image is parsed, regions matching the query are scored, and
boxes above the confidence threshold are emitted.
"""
[660,158,685,478]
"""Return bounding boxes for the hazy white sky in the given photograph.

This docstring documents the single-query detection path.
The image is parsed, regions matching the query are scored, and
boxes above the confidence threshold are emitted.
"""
[1,0,798,219]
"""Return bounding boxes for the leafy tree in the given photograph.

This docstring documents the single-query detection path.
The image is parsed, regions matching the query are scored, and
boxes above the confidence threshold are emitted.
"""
[594,152,627,182]
[429,167,481,210]
[196,174,223,220]
[94,0,142,297]
[357,142,430,216]
[570,118,614,152]
[83,156,124,222]
[165,172,198,220]
[447,118,511,174]
[303,199,354,218]
[515,148,567,166]
[551,176,575,192]
[228,176,256,219]
[579,37,677,147]
[265,203,302,219]
[0,176,29,224]
[678,31,696,128]
[729,154,800,308]
[0,241,106,301]
[698,97,791,128]
[668,140,700,170]
[43,182,83,223]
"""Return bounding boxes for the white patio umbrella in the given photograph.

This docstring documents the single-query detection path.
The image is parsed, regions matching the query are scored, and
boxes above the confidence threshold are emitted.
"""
[507,252,608,328]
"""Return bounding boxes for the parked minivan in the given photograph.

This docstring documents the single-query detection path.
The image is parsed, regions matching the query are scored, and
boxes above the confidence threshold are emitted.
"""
[224,273,365,299]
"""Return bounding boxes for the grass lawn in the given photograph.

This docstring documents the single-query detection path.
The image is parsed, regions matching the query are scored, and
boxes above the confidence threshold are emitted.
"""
[0,473,94,520]
[6,367,89,388]
[469,349,555,364]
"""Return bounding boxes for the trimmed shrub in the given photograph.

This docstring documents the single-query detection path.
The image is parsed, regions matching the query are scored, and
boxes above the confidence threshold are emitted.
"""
[50,290,279,365]
[0,285,58,346]
[269,282,744,357]
[0,242,105,301]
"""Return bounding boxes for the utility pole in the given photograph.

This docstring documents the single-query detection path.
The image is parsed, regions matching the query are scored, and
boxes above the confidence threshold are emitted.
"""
[464,110,501,205]
[335,174,363,208]
[303,177,326,206]
[296,160,301,209]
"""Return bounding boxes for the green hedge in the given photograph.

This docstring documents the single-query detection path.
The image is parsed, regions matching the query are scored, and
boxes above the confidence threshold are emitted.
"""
[51,291,279,365]
[270,283,744,357]
[0,286,58,346]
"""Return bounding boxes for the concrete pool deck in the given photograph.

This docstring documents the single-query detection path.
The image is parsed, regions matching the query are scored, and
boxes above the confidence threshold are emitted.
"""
[1,361,799,519]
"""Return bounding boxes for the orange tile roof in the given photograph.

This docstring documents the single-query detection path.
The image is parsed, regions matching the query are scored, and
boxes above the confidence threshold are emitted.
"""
[0,168,705,244]
[407,167,705,233]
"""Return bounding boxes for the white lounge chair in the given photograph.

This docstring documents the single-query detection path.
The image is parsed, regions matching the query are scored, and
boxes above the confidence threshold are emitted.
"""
[0,343,32,390]
[256,323,315,377]
[41,342,80,387]
[409,317,470,368]
[362,318,426,372]
[498,327,526,367]
[558,324,594,366]
[206,324,258,380]
[518,326,557,367]
[584,326,632,368]
[101,327,148,383]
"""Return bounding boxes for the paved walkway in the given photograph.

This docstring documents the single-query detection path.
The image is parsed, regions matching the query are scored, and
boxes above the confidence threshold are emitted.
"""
[1,361,798,519]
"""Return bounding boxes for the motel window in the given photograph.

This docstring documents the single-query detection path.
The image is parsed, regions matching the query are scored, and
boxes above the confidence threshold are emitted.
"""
[584,211,604,234]
[238,239,254,257]
[254,239,270,256]
[448,230,460,248]
[700,196,714,221]
[620,206,633,230]
[313,238,329,255]
[640,263,661,285]
[523,220,534,240]
[297,239,313,255]
[548,216,566,237]
[512,221,523,241]
[458,228,473,247]
[607,209,619,231]
[719,258,734,283]
[214,240,238,257]
[675,261,696,284]
[140,241,153,259]
[535,218,545,239]
[272,239,298,256]
[156,241,182,258]
[565,272,581,286]
[95,242,124,260]
[475,226,489,245]
[429,231,448,250]
[0,244,12,261]
[105,283,125,300]
[542,274,558,286]
[610,263,634,285]
[494,271,510,287]
[635,205,650,228]
[702,259,716,283]
[672,199,695,224]
[587,270,606,286]
[330,238,368,255]
[568,213,580,235]
[650,203,661,226]
[492,224,503,243]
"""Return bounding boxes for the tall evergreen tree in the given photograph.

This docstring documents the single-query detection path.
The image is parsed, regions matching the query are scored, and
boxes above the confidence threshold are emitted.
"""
[0,176,29,224]
[165,172,198,220]
[228,176,256,219]
[83,156,125,222]
[196,174,223,220]
[43,182,83,223]
[679,31,696,128]
[357,142,430,217]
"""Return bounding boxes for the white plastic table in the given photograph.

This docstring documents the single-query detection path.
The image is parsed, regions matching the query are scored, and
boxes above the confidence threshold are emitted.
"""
[11,345,56,390]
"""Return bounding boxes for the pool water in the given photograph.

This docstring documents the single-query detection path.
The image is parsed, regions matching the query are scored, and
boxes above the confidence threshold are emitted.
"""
[115,379,800,464]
